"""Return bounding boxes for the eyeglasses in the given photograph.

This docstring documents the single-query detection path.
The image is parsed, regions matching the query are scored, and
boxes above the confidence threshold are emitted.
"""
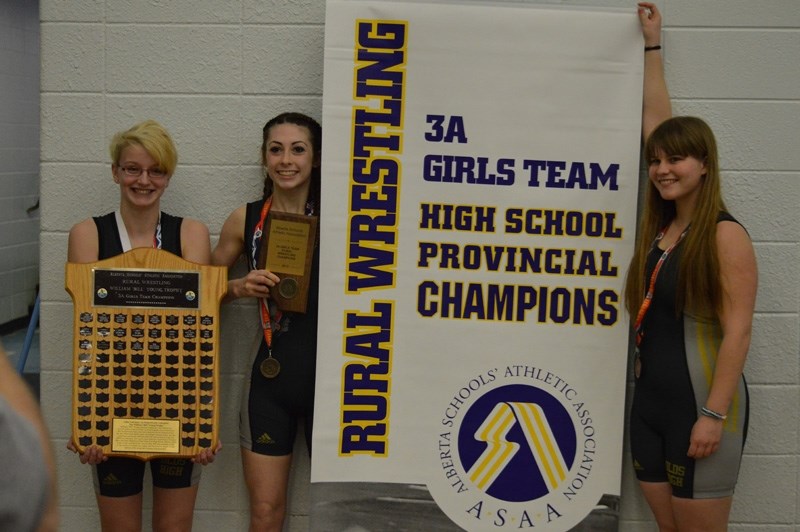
[118,165,168,179]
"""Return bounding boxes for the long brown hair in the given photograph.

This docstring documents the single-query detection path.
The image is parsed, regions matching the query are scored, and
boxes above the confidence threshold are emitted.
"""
[624,116,727,319]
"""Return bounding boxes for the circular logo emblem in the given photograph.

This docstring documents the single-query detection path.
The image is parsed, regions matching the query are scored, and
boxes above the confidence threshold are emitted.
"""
[458,384,576,503]
[428,367,601,531]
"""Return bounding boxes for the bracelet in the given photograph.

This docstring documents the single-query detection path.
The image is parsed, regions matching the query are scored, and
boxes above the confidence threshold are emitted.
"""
[700,406,727,421]
[644,45,662,52]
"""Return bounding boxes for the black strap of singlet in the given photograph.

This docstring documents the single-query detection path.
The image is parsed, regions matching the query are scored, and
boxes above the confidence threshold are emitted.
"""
[93,211,183,259]
[157,212,182,255]
[93,212,122,259]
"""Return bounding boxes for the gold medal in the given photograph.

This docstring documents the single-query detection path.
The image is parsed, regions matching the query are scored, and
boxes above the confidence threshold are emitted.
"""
[260,356,280,378]
[277,278,299,299]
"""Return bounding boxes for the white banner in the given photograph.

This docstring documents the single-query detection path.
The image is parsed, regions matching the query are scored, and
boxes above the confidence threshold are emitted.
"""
[313,1,643,530]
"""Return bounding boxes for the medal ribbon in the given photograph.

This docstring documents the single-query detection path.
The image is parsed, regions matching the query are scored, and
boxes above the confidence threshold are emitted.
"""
[633,224,689,348]
[115,210,162,251]
[251,197,275,354]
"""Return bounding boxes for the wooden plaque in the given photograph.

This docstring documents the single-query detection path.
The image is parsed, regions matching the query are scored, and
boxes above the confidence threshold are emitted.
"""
[257,211,318,313]
[65,248,227,461]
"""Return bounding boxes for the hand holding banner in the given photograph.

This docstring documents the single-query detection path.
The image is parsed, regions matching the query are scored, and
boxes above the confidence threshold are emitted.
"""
[313,2,644,530]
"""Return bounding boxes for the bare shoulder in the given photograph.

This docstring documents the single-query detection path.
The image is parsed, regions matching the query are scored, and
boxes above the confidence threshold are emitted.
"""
[224,204,247,229]
[716,220,754,253]
[218,204,248,244]
[716,219,757,279]
[67,218,99,263]
[180,218,211,265]
[212,204,248,266]
[181,217,210,241]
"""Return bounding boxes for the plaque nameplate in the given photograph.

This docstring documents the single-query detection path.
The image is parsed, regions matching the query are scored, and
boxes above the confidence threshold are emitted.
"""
[93,269,199,309]
[112,418,181,454]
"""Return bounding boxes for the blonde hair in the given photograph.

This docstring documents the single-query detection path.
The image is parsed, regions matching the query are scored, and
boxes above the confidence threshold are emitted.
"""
[109,119,178,176]
[624,116,727,319]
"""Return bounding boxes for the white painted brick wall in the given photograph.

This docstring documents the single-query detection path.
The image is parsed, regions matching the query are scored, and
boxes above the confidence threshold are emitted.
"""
[0,0,40,326]
[38,0,799,530]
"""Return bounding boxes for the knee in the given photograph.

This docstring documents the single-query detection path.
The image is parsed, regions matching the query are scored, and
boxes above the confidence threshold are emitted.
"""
[250,498,286,531]
[152,511,194,532]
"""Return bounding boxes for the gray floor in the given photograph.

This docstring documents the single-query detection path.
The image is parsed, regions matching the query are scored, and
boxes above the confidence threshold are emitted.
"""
[311,483,618,531]
[1,324,41,396]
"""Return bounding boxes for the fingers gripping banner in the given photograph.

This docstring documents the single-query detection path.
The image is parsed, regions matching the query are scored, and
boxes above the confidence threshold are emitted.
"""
[313,1,644,530]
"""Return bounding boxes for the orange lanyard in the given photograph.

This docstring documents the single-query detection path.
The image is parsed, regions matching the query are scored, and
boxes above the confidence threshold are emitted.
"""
[634,225,689,348]
[251,197,274,352]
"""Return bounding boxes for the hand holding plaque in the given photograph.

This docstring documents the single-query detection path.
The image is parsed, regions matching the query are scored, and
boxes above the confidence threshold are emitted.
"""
[257,212,318,313]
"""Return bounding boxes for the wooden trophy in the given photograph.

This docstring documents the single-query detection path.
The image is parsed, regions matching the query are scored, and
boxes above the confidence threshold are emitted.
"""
[65,248,227,461]
[257,211,318,313]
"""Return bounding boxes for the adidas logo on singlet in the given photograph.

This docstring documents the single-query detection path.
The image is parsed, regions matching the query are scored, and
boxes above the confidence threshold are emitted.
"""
[102,473,122,485]
[256,433,275,445]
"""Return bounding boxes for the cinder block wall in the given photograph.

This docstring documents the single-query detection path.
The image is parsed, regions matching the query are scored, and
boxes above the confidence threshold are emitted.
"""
[38,1,798,530]
[0,0,40,326]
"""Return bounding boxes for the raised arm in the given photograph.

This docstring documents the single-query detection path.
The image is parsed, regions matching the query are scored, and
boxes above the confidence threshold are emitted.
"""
[638,2,671,142]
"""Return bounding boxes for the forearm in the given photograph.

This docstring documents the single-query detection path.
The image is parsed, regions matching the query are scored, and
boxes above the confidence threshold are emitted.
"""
[642,49,671,141]
[638,2,671,141]
[222,277,245,304]
[705,333,751,415]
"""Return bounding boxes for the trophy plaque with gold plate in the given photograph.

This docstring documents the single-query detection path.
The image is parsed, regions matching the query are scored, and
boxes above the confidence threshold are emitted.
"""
[65,248,227,461]
[257,211,318,314]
